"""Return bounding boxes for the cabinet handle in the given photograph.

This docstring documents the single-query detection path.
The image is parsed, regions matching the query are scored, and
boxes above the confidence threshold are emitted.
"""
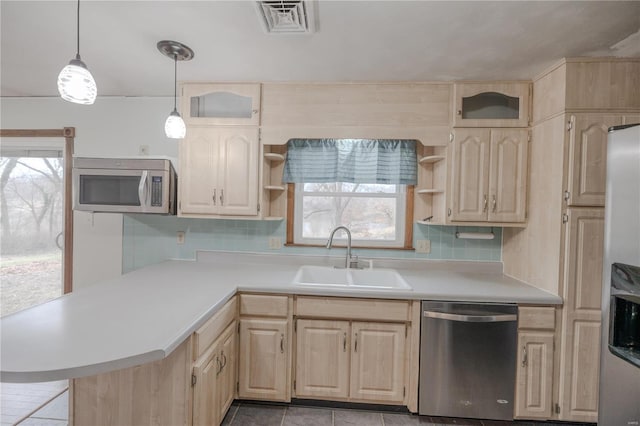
[212,189,216,206]
[220,189,224,206]
[343,332,347,352]
[280,333,284,353]
[522,346,528,367]
[354,332,358,352]
[492,195,497,212]
[457,109,462,116]
[216,355,222,376]
[220,350,227,370]
[483,195,488,212]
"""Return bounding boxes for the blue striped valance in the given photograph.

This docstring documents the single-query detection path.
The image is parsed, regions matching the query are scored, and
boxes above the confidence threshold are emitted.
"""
[282,139,417,185]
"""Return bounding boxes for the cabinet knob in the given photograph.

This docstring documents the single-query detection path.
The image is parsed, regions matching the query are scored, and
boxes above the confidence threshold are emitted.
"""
[457,110,462,115]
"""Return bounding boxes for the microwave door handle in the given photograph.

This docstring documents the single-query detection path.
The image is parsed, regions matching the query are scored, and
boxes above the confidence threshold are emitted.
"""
[138,170,148,207]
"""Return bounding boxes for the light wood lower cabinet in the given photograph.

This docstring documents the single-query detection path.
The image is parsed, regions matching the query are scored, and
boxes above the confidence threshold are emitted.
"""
[296,319,350,399]
[350,322,406,403]
[515,331,554,419]
[238,318,289,401]
[294,319,406,405]
[193,321,237,426]
[515,306,556,420]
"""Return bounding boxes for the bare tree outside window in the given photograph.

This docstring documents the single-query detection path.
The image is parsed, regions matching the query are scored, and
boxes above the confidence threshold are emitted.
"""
[295,182,405,247]
[1,157,64,316]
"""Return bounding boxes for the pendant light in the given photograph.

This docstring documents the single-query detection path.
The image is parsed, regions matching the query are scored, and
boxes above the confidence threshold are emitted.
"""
[57,0,97,105]
[157,40,194,139]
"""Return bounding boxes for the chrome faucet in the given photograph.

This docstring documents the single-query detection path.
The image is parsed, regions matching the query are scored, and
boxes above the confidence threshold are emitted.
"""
[326,226,352,268]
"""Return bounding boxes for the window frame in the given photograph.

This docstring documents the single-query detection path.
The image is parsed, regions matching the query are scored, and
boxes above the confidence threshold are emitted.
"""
[286,183,414,249]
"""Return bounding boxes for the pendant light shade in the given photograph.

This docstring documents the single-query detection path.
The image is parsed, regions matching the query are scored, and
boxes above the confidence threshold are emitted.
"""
[58,0,97,105]
[57,56,97,105]
[165,109,186,139]
[157,40,194,140]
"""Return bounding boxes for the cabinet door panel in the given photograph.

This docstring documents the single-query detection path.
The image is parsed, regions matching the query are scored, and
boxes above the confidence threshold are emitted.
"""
[217,321,237,420]
[515,332,554,419]
[450,129,491,221]
[180,126,219,215]
[488,129,528,222]
[238,319,288,401]
[295,319,350,399]
[558,208,604,422]
[192,344,220,426]
[350,322,405,403]
[567,114,623,206]
[218,128,259,216]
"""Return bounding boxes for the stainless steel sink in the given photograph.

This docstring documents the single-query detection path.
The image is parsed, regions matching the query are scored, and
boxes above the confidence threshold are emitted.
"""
[292,265,412,290]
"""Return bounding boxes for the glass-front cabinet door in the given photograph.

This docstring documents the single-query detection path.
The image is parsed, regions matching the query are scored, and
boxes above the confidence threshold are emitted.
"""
[454,82,531,128]
[181,83,261,126]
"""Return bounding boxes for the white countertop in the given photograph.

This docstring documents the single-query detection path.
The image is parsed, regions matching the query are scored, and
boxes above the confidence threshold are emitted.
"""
[0,251,561,383]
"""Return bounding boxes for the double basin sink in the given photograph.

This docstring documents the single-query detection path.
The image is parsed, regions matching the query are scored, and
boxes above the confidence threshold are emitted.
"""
[292,265,412,290]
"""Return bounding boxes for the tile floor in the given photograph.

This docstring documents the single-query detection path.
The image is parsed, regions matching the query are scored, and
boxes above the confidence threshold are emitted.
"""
[1,388,594,426]
[221,402,593,426]
[0,382,68,426]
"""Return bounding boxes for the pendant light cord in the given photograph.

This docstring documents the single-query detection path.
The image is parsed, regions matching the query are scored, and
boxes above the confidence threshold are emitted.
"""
[173,54,178,111]
[76,0,81,58]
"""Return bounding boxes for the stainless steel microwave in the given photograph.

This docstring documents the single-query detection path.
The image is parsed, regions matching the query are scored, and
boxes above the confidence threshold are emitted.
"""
[73,157,177,214]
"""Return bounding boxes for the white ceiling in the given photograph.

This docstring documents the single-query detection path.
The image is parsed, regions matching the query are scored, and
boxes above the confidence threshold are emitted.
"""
[1,1,639,98]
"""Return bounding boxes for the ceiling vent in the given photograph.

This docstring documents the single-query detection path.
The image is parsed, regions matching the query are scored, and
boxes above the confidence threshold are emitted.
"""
[255,1,316,34]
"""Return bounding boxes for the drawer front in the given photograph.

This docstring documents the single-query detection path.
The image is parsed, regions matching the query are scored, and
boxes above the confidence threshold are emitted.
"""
[194,296,237,358]
[518,306,556,331]
[295,296,410,322]
[240,294,289,317]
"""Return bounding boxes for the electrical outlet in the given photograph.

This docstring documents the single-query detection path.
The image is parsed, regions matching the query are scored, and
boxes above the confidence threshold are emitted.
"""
[139,145,150,155]
[268,237,282,249]
[176,231,185,245]
[416,239,431,254]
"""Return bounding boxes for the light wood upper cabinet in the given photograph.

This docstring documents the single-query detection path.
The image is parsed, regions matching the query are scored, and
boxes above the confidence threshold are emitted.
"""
[295,319,350,400]
[238,318,288,401]
[181,83,261,126]
[566,114,639,207]
[489,129,529,222]
[450,128,528,223]
[515,331,554,420]
[450,129,491,222]
[179,126,259,217]
[454,82,531,128]
[557,208,604,423]
[350,322,406,404]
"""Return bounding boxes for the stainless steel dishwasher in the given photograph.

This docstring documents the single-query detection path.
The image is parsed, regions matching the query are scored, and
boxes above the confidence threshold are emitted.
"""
[419,301,518,420]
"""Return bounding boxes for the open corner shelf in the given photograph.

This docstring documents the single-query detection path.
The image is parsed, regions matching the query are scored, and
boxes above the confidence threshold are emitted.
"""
[264,153,285,162]
[264,185,286,191]
[418,155,445,165]
[417,189,444,194]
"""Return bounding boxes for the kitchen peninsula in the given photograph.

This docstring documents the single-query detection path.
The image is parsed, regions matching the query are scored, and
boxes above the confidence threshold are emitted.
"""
[1,251,561,425]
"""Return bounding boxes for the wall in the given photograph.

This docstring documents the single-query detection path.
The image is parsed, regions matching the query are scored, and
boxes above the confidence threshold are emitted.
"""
[1,96,176,288]
[1,97,503,283]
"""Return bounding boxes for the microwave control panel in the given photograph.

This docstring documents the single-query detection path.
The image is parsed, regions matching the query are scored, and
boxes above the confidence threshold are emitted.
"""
[151,176,163,206]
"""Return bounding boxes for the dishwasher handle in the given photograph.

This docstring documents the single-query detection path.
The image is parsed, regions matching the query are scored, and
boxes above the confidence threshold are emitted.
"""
[423,310,517,323]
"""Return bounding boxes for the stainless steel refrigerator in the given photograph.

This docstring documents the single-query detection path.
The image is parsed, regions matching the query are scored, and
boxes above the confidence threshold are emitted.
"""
[599,123,640,426]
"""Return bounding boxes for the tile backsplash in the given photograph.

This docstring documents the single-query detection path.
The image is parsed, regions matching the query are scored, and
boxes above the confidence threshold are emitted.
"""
[122,215,502,273]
